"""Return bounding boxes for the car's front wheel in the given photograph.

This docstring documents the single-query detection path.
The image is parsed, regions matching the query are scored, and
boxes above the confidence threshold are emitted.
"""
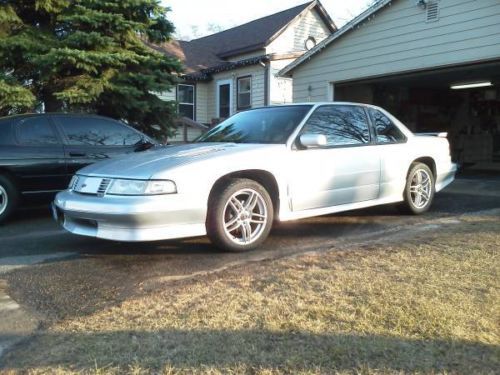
[207,178,274,252]
[401,162,435,215]
[0,174,18,224]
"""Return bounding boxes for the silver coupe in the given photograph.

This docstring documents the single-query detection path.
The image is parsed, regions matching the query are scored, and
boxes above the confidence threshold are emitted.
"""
[53,103,457,251]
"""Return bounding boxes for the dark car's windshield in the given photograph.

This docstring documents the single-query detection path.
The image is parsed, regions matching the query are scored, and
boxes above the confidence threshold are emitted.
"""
[196,105,312,144]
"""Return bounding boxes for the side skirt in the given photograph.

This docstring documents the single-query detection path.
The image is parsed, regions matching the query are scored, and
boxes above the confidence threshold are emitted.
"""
[278,197,404,222]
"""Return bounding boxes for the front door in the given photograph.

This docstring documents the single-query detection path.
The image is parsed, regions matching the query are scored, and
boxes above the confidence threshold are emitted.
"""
[217,80,232,119]
[52,115,143,179]
[289,105,381,211]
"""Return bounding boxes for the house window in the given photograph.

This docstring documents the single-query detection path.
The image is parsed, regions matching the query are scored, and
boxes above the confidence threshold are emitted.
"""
[237,76,252,110]
[177,84,195,120]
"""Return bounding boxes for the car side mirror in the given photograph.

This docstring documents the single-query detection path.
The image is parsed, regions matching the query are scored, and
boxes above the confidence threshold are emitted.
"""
[299,133,327,149]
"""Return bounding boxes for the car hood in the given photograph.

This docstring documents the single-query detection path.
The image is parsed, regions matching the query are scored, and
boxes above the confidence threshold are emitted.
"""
[77,142,285,179]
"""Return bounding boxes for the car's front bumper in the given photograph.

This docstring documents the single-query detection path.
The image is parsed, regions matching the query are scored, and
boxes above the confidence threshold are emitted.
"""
[53,191,207,241]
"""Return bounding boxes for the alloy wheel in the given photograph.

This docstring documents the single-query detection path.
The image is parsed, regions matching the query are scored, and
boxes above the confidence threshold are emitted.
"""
[0,185,8,216]
[410,169,432,209]
[222,188,268,245]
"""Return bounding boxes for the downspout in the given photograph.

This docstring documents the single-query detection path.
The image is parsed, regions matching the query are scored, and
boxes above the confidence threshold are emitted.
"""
[263,60,270,106]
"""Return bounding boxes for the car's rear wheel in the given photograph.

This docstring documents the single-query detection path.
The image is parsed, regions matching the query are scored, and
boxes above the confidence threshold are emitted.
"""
[0,174,18,224]
[400,162,435,215]
[207,178,274,252]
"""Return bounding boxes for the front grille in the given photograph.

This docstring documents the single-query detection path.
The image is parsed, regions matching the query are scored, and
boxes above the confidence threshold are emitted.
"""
[97,178,112,196]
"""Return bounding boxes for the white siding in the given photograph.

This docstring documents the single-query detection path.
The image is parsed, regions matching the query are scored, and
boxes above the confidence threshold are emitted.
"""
[267,8,331,54]
[206,65,266,121]
[293,8,331,51]
[270,59,295,104]
[195,83,209,123]
[292,0,500,102]
[156,89,176,102]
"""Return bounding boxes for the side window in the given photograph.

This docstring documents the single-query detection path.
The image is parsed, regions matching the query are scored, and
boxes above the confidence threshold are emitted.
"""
[17,117,59,145]
[58,117,142,146]
[237,76,252,111]
[368,108,406,144]
[300,105,370,147]
[177,84,195,120]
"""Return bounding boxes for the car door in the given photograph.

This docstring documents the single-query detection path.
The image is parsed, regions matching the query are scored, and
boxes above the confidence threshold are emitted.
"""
[11,116,68,194]
[366,107,409,198]
[289,105,381,211]
[52,115,144,177]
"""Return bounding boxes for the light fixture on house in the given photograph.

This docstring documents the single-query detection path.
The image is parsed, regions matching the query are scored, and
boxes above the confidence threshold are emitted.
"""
[450,81,493,90]
[417,0,427,9]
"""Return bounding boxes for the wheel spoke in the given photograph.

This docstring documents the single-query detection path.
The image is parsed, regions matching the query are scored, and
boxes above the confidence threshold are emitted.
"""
[241,221,252,243]
[225,216,240,231]
[421,189,430,200]
[252,212,266,219]
[230,197,243,213]
[245,191,259,211]
[414,192,422,207]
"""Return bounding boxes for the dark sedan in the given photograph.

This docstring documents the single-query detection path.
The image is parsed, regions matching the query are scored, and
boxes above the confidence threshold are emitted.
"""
[0,113,157,223]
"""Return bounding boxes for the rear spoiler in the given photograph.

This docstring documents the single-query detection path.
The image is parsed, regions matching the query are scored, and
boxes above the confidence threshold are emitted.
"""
[416,132,448,138]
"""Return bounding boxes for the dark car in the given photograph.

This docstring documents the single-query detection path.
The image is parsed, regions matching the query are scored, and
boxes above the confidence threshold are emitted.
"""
[0,113,157,223]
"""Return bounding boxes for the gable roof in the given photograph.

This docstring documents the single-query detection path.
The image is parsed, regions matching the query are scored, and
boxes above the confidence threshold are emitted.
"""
[153,1,336,80]
[279,0,393,76]
[188,1,336,59]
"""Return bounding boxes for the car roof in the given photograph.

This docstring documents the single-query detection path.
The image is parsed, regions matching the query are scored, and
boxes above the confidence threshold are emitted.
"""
[0,113,118,122]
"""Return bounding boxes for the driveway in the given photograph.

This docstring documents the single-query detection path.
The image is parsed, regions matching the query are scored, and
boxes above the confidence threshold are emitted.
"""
[1,176,500,263]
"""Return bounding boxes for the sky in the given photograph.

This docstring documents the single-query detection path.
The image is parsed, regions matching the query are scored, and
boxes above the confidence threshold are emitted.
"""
[162,0,374,40]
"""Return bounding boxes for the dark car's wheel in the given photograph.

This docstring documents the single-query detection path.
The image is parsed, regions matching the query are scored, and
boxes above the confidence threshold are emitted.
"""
[400,162,435,215]
[207,178,274,252]
[0,174,18,224]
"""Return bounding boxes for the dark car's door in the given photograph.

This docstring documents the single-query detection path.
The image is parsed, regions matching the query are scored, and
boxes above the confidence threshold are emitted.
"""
[9,116,68,195]
[52,115,144,177]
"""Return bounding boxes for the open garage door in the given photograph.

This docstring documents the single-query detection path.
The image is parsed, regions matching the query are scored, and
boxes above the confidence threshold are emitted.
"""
[335,61,500,170]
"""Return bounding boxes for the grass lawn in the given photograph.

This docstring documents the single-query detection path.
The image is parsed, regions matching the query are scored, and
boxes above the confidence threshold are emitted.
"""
[1,214,499,374]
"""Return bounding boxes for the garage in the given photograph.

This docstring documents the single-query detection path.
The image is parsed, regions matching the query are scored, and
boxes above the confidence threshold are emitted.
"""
[279,0,500,170]
[335,60,500,167]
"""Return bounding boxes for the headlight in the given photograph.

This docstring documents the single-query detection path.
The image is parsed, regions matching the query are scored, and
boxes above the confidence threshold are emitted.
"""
[107,179,177,195]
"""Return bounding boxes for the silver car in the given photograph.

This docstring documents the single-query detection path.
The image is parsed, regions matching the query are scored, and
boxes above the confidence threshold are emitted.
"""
[53,103,457,252]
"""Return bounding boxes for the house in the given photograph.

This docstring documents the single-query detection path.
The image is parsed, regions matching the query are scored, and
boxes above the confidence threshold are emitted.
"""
[279,0,500,167]
[152,0,336,141]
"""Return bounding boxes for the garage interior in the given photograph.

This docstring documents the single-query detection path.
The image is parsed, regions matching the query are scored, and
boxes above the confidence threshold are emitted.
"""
[335,60,500,170]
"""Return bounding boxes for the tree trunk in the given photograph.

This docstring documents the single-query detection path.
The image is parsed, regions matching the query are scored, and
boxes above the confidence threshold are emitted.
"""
[42,89,62,112]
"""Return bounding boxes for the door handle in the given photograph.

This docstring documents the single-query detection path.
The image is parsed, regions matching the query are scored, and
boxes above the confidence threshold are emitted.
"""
[69,152,86,157]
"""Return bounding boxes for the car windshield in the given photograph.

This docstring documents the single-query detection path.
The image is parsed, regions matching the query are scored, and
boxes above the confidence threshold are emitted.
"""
[196,105,312,144]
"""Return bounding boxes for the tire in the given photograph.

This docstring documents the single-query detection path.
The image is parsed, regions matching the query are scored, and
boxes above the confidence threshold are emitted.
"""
[0,174,19,224]
[400,162,435,215]
[207,178,274,252]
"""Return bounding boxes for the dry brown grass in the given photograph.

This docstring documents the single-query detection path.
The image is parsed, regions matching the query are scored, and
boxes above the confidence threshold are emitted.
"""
[1,214,499,374]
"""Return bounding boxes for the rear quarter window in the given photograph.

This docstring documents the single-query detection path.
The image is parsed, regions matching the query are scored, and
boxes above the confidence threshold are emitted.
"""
[368,108,406,144]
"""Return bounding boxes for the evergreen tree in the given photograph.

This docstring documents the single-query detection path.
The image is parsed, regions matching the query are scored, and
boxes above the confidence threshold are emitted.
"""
[0,0,182,139]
